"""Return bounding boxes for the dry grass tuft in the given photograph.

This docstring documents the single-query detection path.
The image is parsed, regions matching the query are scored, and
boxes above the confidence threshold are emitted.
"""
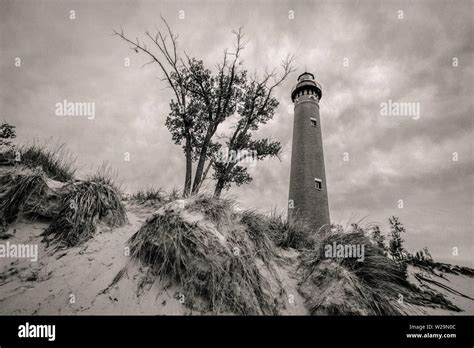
[267,212,315,249]
[185,194,234,225]
[19,142,76,182]
[132,187,165,204]
[126,196,282,315]
[239,210,281,261]
[167,187,181,202]
[298,231,459,315]
[0,169,47,229]
[42,169,126,248]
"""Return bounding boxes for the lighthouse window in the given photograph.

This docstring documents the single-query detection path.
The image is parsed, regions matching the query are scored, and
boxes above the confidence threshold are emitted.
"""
[315,178,323,190]
[310,118,317,127]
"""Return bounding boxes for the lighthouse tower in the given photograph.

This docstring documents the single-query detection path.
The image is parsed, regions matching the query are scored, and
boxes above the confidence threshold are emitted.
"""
[288,72,330,230]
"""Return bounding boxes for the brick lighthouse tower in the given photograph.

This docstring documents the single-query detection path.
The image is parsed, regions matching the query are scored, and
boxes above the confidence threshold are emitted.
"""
[288,72,330,230]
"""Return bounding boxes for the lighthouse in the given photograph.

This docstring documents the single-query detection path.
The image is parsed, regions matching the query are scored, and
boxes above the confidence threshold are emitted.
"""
[288,72,330,230]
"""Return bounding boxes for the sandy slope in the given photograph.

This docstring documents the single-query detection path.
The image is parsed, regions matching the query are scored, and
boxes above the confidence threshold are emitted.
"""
[0,205,186,315]
[406,265,474,315]
[0,203,306,315]
[0,203,472,315]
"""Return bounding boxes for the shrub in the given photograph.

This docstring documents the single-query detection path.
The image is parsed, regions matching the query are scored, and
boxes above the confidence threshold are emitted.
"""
[370,225,387,252]
[388,216,406,260]
[0,122,16,146]
[0,147,16,166]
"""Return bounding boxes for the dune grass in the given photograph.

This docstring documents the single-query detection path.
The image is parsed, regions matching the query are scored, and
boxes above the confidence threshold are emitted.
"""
[19,142,76,182]
[126,197,282,315]
[0,147,16,166]
[167,187,181,202]
[267,212,315,249]
[0,170,47,229]
[87,163,120,188]
[132,187,165,203]
[238,209,315,250]
[42,169,126,248]
[185,194,234,224]
[298,230,459,315]
[239,210,281,261]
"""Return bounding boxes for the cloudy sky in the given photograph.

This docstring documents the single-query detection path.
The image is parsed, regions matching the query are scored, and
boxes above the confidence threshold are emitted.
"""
[1,0,472,266]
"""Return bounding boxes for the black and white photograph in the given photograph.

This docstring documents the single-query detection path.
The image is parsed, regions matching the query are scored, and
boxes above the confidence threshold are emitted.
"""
[0,0,473,346]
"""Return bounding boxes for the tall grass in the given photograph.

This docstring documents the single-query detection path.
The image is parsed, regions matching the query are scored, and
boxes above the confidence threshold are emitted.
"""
[87,162,120,189]
[19,141,76,182]
[0,147,16,166]
[267,212,315,249]
[132,187,164,203]
[0,170,47,228]
[167,187,181,202]
[185,194,234,224]
[43,168,126,247]
[126,200,282,315]
[239,210,280,261]
[238,209,315,250]
[298,231,459,315]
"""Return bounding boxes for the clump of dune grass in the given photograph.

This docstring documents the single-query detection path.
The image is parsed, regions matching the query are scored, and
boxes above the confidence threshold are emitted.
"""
[167,187,181,202]
[267,212,315,249]
[19,141,76,182]
[126,200,282,315]
[0,169,47,229]
[298,231,459,315]
[239,210,280,261]
[132,187,164,204]
[185,194,234,224]
[87,162,120,188]
[42,168,126,248]
[0,146,17,166]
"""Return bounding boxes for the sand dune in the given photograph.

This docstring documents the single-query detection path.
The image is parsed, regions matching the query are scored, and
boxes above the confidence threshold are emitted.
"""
[0,201,472,315]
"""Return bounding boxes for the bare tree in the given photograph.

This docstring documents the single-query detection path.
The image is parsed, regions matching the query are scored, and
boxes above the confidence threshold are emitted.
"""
[114,17,194,196]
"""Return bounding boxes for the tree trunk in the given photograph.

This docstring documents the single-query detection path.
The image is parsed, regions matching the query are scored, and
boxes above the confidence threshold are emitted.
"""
[191,128,214,194]
[213,162,232,197]
[183,132,192,197]
[194,159,213,194]
[213,179,225,197]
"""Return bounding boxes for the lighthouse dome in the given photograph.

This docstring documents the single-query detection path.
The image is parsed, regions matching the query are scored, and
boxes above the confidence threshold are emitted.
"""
[291,72,322,102]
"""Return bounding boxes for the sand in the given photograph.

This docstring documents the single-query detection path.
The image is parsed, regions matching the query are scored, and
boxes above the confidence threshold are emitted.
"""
[0,202,472,315]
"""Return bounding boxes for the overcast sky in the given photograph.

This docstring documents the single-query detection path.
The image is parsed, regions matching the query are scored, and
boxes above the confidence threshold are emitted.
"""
[1,0,472,266]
